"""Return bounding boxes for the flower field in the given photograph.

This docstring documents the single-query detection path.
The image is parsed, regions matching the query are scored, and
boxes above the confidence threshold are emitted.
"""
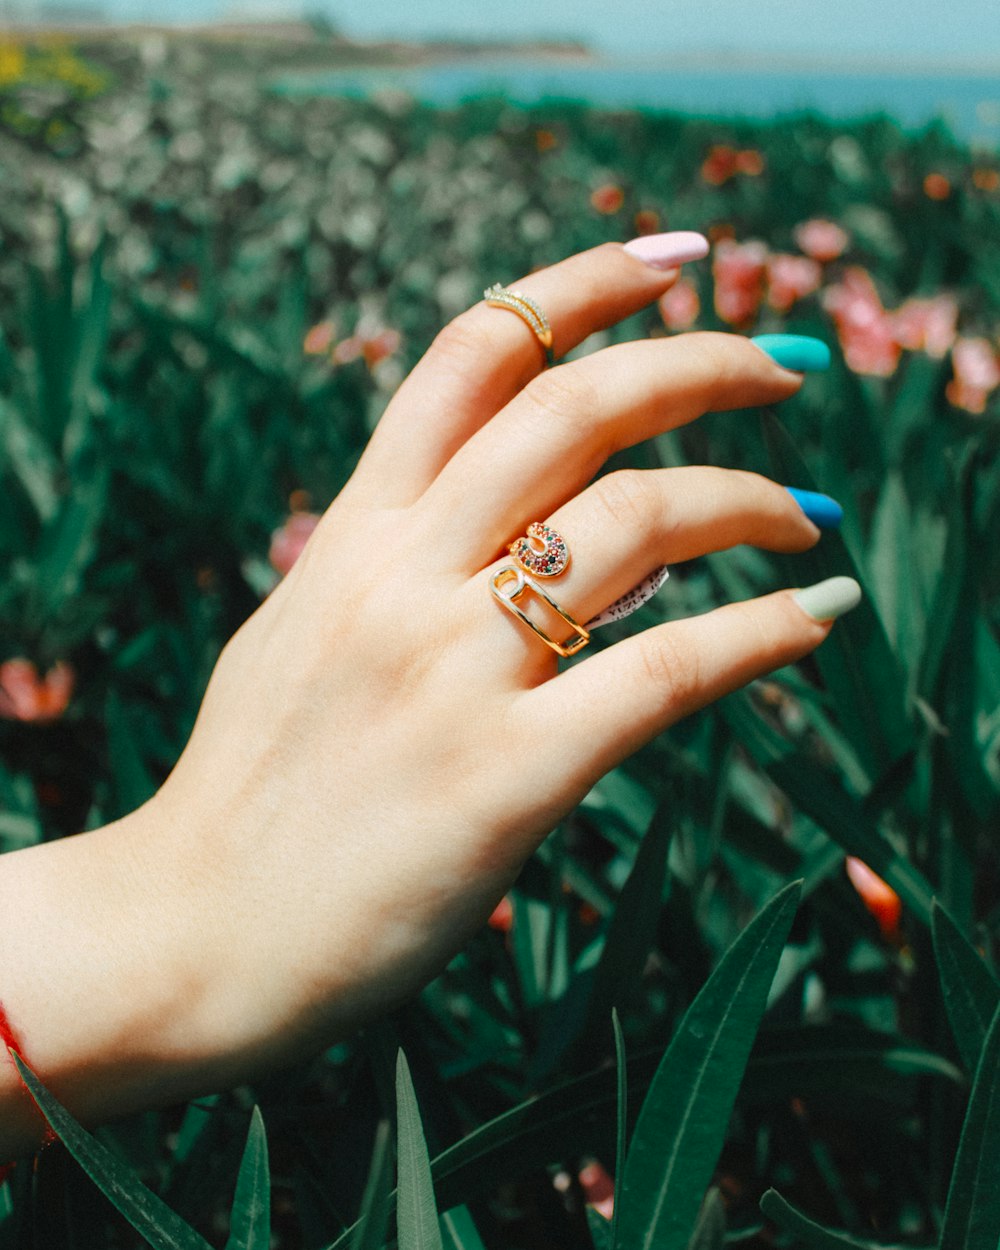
[1,29,1000,1250]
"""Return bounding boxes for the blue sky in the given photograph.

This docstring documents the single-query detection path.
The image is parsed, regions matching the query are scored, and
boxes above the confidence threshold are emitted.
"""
[32,0,1000,61]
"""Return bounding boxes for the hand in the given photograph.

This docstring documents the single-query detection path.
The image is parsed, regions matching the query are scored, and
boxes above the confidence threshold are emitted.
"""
[0,236,855,1153]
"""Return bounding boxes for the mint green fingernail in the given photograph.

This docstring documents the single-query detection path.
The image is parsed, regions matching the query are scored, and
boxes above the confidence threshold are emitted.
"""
[751,334,831,372]
[793,576,862,622]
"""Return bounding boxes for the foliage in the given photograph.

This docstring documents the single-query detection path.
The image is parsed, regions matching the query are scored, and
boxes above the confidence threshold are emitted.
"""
[0,31,999,1249]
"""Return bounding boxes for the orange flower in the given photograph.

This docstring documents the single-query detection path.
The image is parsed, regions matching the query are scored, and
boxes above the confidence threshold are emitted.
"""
[735,148,765,176]
[701,145,764,185]
[590,183,625,215]
[923,172,952,200]
[793,218,850,263]
[972,168,1000,192]
[658,278,701,330]
[845,857,901,938]
[633,208,661,235]
[487,896,514,932]
[268,512,321,577]
[0,659,74,723]
[535,128,558,152]
[332,326,401,370]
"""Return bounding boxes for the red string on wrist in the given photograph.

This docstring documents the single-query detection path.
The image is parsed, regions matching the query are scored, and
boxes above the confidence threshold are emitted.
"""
[0,999,57,1181]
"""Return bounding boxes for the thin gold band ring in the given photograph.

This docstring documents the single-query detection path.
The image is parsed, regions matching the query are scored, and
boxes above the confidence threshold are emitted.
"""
[483,283,555,366]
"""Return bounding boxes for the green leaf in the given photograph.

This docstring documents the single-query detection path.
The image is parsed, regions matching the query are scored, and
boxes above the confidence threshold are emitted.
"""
[396,1049,444,1250]
[940,1002,1000,1250]
[224,1107,270,1250]
[932,900,1000,1073]
[760,1189,885,1250]
[439,1205,488,1250]
[11,1053,212,1250]
[687,1188,726,1250]
[762,412,914,778]
[612,1008,627,1250]
[613,882,802,1250]
[350,1120,394,1250]
[588,1207,615,1250]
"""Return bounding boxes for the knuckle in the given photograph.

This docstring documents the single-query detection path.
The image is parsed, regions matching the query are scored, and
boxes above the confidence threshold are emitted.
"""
[429,311,497,370]
[639,629,698,708]
[522,364,598,434]
[591,470,659,535]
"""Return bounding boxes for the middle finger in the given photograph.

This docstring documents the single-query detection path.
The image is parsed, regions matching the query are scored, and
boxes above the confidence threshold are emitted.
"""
[426,331,813,568]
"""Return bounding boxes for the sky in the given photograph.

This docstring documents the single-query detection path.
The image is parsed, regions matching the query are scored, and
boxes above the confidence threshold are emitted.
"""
[14,0,1000,62]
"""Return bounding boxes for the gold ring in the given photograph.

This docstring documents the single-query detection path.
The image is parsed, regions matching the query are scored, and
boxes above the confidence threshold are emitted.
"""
[483,283,555,366]
[508,522,570,578]
[490,566,590,658]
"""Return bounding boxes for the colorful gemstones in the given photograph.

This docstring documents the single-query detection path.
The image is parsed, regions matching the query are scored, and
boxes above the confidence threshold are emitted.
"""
[509,523,570,578]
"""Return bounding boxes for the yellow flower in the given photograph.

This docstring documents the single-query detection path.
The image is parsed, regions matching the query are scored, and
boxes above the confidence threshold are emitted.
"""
[0,40,26,87]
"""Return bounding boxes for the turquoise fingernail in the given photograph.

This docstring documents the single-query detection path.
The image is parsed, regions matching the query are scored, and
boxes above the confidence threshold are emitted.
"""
[751,334,831,372]
[786,487,843,528]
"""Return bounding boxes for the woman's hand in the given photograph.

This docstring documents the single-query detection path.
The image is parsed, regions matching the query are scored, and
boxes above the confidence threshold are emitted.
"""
[0,236,856,1155]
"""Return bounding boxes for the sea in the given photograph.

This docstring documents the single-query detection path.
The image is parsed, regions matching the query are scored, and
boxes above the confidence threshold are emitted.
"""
[272,56,1000,148]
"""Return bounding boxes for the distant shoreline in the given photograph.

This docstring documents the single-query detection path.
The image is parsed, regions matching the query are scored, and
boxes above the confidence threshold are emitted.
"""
[3,22,999,79]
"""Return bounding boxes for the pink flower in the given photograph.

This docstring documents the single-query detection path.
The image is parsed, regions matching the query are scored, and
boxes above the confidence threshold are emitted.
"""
[0,659,74,723]
[590,183,625,215]
[578,1160,615,1219]
[822,268,900,377]
[332,327,401,370]
[658,278,700,330]
[487,896,514,932]
[946,337,1000,414]
[303,321,336,356]
[712,239,768,327]
[766,253,822,313]
[268,512,321,577]
[892,295,959,359]
[793,218,850,263]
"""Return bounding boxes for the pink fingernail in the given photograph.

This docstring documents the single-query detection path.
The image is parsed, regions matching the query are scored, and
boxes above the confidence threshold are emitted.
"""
[622,230,710,270]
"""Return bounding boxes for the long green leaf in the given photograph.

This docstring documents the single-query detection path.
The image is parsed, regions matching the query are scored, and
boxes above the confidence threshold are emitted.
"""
[612,1008,627,1250]
[940,1002,1000,1250]
[760,1189,890,1250]
[687,1188,726,1250]
[224,1107,270,1250]
[11,1054,212,1250]
[351,1121,394,1250]
[932,900,1000,1073]
[588,1208,614,1250]
[439,1205,488,1250]
[396,1049,444,1250]
[613,882,802,1250]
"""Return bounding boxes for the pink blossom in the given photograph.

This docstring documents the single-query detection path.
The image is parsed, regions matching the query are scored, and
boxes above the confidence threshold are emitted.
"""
[946,337,1000,414]
[891,295,959,359]
[303,321,336,355]
[658,278,700,330]
[766,253,822,313]
[268,512,321,577]
[0,659,74,723]
[332,327,401,370]
[487,896,514,932]
[793,218,850,263]
[578,1160,615,1219]
[712,239,769,327]
[822,268,900,377]
[846,858,901,939]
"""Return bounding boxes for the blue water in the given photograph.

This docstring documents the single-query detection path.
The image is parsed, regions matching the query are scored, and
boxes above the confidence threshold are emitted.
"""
[273,56,1000,147]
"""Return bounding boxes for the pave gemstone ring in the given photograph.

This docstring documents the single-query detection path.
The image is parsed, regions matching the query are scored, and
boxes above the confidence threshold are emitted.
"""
[483,283,555,366]
[508,522,570,578]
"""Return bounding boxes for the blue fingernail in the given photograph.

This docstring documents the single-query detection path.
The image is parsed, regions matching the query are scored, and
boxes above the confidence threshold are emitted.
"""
[751,334,831,372]
[786,487,843,528]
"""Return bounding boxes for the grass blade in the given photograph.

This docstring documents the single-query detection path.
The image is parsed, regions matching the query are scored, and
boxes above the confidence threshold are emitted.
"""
[439,1205,488,1250]
[931,900,1000,1073]
[687,1188,726,1250]
[350,1121,394,1250]
[761,1189,890,1250]
[613,881,802,1250]
[396,1049,444,1250]
[11,1053,212,1250]
[940,1002,1000,1250]
[611,1008,626,1250]
[224,1107,270,1250]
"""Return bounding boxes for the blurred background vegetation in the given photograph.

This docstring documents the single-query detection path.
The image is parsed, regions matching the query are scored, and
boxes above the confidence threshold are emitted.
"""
[0,13,999,1250]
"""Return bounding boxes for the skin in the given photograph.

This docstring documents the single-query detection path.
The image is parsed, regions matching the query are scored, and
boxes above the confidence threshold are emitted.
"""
[0,242,834,1159]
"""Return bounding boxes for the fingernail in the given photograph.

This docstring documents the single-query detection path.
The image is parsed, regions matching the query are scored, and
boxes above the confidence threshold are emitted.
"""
[793,576,862,622]
[622,230,710,270]
[751,334,831,372]
[785,487,843,529]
